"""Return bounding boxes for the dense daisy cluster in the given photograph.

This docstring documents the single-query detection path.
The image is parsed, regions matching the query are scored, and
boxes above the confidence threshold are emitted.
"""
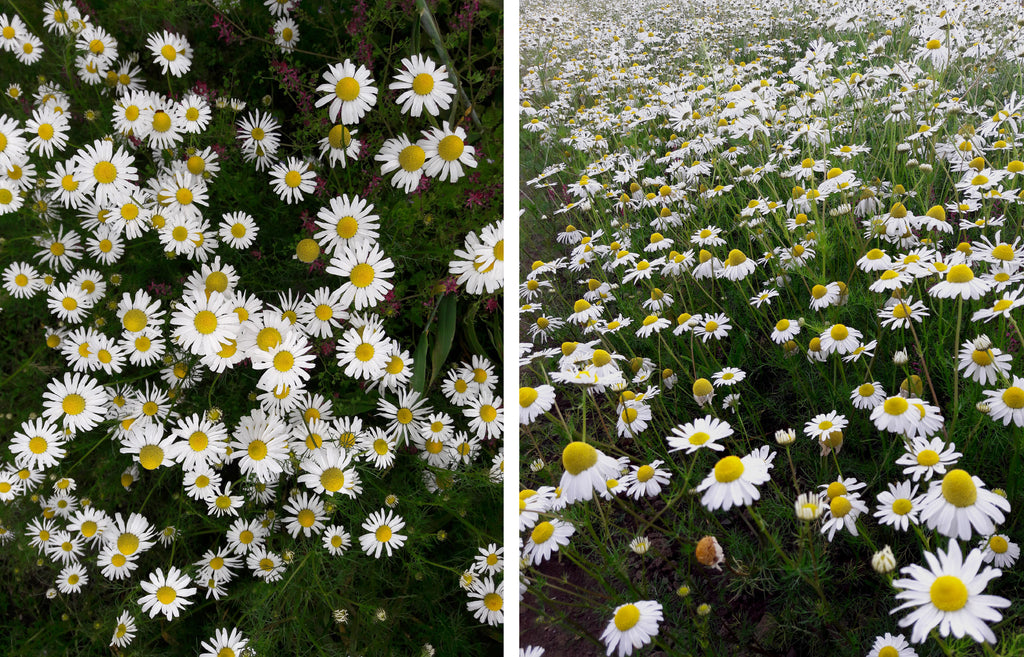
[520,0,1023,653]
[0,0,501,652]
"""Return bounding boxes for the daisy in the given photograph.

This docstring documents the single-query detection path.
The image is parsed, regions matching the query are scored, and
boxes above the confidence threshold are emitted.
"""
[218,211,259,249]
[298,445,359,497]
[895,437,961,481]
[326,241,395,311]
[918,469,1010,541]
[692,313,731,342]
[269,157,316,204]
[237,110,281,168]
[56,563,88,594]
[464,390,503,440]
[880,296,930,329]
[620,460,671,499]
[230,409,290,483]
[804,411,847,442]
[601,600,663,657]
[139,566,195,620]
[977,533,1020,570]
[177,94,212,134]
[929,264,992,300]
[851,381,886,410]
[982,375,1024,426]
[322,525,351,556]
[107,512,157,558]
[422,122,477,183]
[250,330,315,394]
[694,450,774,512]
[314,194,379,255]
[666,415,732,454]
[523,519,575,566]
[820,492,868,542]
[319,123,360,168]
[41,372,108,434]
[360,427,397,469]
[76,139,138,206]
[283,491,327,539]
[25,106,69,158]
[866,633,918,657]
[146,31,192,76]
[466,577,504,626]
[297,287,346,338]
[891,541,1009,644]
[274,17,299,52]
[870,395,922,435]
[359,509,407,558]
[770,318,800,344]
[170,290,240,357]
[558,441,621,504]
[110,611,136,648]
[335,324,389,380]
[818,324,862,356]
[315,60,377,125]
[199,627,248,657]
[375,134,429,193]
[874,481,922,531]
[2,257,41,298]
[378,389,429,444]
[519,385,555,425]
[389,54,456,117]
[247,547,285,582]
[0,113,27,170]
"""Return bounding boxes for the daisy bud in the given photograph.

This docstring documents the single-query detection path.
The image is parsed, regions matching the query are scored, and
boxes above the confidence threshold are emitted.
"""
[630,536,650,555]
[871,545,896,573]
[775,428,796,445]
[906,158,919,168]
[974,335,993,351]
[797,317,806,327]
[46,588,57,599]
[919,163,933,173]
[332,608,350,624]
[896,143,910,152]
[529,458,545,472]
[696,603,712,616]
[893,349,909,365]
[976,402,991,414]
[676,585,691,597]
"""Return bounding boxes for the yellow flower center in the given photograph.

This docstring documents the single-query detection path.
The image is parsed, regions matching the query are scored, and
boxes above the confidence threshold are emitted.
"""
[946,264,974,283]
[194,310,218,335]
[917,449,940,466]
[929,575,968,611]
[562,441,597,475]
[349,263,375,288]
[284,170,303,188]
[884,396,908,416]
[829,495,852,517]
[1002,386,1024,408]
[438,135,464,161]
[161,44,177,61]
[62,394,86,416]
[375,525,392,542]
[940,469,977,508]
[298,509,315,527]
[152,111,171,133]
[248,440,268,461]
[892,498,913,515]
[139,444,164,470]
[713,455,744,483]
[335,77,360,101]
[398,144,425,172]
[531,521,554,544]
[520,387,538,407]
[93,161,117,184]
[614,604,641,631]
[117,533,139,555]
[328,125,352,149]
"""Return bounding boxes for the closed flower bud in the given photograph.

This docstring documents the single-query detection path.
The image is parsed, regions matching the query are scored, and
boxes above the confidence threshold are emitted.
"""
[775,428,796,445]
[893,349,909,365]
[872,545,896,573]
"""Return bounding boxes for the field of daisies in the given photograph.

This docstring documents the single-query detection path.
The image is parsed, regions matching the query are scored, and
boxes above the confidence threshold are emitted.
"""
[519,0,1024,655]
[0,0,503,655]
